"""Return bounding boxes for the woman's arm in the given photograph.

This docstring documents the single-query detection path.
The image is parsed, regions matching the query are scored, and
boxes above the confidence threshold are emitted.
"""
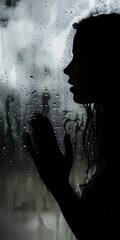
[52,181,88,240]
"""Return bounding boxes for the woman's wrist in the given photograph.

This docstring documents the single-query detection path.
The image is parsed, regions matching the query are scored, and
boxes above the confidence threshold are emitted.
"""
[52,181,76,206]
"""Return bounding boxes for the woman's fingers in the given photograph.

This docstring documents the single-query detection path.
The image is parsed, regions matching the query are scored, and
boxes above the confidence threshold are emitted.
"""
[31,114,46,149]
[31,114,60,155]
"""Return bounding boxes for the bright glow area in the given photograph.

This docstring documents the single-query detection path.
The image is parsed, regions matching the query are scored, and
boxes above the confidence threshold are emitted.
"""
[41,212,56,231]
[0,29,3,75]
[26,216,39,231]
[52,26,72,59]
[52,10,90,60]
[89,0,95,9]
[10,65,17,88]
[49,3,57,26]
[106,0,110,13]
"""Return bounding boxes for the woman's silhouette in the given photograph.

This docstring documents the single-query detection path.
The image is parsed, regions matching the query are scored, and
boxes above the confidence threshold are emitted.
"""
[26,13,120,239]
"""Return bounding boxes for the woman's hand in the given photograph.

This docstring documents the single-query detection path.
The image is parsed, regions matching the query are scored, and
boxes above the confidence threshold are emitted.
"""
[25,114,87,240]
[25,114,74,196]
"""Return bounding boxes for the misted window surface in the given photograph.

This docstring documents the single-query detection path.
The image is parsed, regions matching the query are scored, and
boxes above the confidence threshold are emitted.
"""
[0,0,119,240]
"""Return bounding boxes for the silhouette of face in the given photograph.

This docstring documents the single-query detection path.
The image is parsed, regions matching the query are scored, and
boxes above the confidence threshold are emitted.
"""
[64,32,102,104]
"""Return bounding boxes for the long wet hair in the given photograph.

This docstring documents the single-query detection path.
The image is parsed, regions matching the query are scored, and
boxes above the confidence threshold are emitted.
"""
[73,13,120,184]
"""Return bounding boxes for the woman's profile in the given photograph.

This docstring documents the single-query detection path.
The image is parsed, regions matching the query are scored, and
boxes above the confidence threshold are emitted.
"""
[26,13,120,239]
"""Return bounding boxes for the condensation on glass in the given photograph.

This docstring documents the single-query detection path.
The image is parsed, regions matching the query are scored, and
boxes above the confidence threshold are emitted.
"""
[0,0,119,239]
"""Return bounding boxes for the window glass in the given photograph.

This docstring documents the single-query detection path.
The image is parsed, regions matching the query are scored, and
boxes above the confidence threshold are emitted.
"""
[0,0,119,239]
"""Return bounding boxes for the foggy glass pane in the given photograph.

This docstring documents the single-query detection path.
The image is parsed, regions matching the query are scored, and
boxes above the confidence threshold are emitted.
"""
[0,0,119,239]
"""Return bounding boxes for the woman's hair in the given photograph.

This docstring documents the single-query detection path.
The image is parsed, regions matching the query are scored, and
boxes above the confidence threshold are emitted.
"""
[73,13,120,185]
[73,13,120,62]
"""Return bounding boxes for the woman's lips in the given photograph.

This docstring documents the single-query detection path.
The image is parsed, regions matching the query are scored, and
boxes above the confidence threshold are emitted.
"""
[68,79,74,93]
[70,86,74,92]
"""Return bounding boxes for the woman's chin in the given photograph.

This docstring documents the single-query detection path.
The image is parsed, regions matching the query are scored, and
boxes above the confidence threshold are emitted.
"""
[73,94,95,104]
